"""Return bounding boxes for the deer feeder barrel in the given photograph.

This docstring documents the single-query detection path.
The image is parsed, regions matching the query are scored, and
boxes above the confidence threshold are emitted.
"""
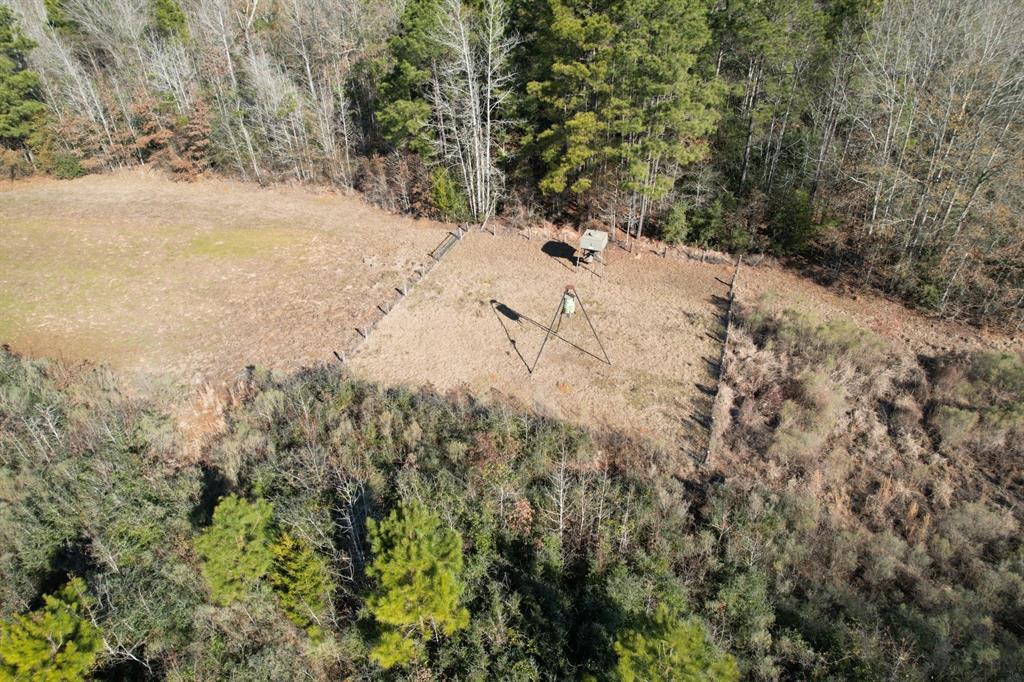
[562,292,577,316]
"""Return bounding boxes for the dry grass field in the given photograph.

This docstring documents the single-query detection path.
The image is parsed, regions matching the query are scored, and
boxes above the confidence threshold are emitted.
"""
[2,170,1017,460]
[349,230,732,459]
[0,170,446,382]
[739,265,1021,356]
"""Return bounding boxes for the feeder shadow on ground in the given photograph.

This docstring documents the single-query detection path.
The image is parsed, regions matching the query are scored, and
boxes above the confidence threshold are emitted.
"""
[490,299,530,372]
[489,299,609,372]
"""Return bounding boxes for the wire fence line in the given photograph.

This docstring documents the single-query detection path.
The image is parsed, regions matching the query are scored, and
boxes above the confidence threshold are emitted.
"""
[702,255,742,466]
[334,225,467,364]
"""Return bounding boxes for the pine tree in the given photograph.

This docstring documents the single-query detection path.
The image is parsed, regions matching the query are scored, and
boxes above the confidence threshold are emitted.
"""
[525,0,719,236]
[269,532,333,636]
[0,6,44,150]
[152,0,189,41]
[195,495,275,605]
[0,578,103,680]
[366,501,469,669]
[614,607,739,682]
[376,0,445,156]
[525,0,616,196]
[43,0,76,36]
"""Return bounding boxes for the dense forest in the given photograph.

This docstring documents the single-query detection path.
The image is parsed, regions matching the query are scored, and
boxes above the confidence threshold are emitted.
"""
[0,0,1022,326]
[1,306,1022,680]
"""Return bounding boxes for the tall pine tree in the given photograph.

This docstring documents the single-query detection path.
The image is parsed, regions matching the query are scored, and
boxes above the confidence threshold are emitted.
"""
[0,6,44,150]
[525,0,719,236]
[366,502,469,669]
[269,532,333,637]
[195,496,276,605]
[376,0,445,156]
[0,578,103,680]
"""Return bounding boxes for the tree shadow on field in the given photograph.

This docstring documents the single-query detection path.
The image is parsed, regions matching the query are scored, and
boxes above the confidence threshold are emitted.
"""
[498,538,627,678]
[34,538,97,609]
[542,240,577,262]
[190,464,230,528]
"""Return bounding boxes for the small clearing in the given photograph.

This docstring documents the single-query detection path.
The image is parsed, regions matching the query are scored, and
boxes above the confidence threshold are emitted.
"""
[348,230,731,461]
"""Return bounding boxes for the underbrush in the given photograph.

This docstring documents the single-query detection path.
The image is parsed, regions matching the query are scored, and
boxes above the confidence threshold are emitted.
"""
[2,333,1021,680]
[0,351,721,680]
[715,303,1024,679]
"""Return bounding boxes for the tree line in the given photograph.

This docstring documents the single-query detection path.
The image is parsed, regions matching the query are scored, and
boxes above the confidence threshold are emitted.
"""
[0,0,1022,325]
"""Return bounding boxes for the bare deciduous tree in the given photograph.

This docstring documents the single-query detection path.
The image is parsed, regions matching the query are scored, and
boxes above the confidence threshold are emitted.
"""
[430,0,516,225]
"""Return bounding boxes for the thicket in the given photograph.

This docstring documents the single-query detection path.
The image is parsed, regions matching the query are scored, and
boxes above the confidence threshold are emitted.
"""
[2,313,1022,679]
[715,304,1024,679]
[0,0,1019,326]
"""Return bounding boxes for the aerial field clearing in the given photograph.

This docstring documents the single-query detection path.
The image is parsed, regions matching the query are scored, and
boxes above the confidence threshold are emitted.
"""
[348,230,731,458]
[2,171,1017,457]
[0,170,445,382]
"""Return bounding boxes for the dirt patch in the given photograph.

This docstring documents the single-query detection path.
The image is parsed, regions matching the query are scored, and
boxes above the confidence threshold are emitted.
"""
[348,230,731,463]
[0,169,448,382]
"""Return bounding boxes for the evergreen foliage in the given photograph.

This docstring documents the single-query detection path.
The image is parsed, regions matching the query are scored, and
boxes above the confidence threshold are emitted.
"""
[195,495,275,605]
[376,0,444,156]
[0,0,1016,325]
[526,0,719,213]
[269,532,333,636]
[1,311,1023,679]
[43,0,76,36]
[661,202,689,245]
[152,0,189,41]
[0,6,43,149]
[366,501,469,668]
[614,607,739,682]
[430,165,469,220]
[0,578,103,681]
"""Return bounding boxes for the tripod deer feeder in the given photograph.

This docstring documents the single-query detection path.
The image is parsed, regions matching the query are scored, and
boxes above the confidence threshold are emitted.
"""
[531,285,611,374]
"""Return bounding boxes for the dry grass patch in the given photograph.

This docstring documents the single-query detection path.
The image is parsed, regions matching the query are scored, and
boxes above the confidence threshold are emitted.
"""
[0,170,448,381]
[349,230,731,460]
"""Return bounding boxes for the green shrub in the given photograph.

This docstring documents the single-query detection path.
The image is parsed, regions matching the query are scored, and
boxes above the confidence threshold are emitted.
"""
[966,352,1024,402]
[712,573,776,678]
[152,0,188,40]
[431,166,469,221]
[660,202,689,245]
[913,281,942,311]
[52,153,85,179]
[196,495,275,605]
[930,353,1024,450]
[44,0,76,35]
[0,578,103,680]
[614,607,739,682]
[747,308,887,372]
[269,532,333,636]
[682,191,758,253]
